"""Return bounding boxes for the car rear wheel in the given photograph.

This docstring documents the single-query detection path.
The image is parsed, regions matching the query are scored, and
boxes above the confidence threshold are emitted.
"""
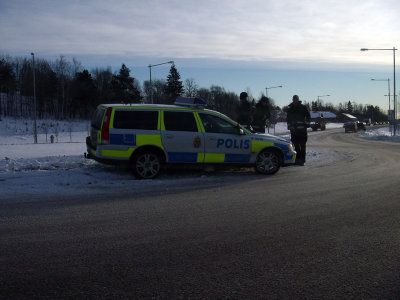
[132,151,161,179]
[255,149,281,175]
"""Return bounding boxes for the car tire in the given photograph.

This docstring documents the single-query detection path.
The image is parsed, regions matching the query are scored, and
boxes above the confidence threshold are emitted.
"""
[132,151,161,179]
[254,149,281,175]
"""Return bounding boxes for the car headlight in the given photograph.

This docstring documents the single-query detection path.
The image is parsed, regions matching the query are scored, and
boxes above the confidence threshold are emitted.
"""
[288,143,295,152]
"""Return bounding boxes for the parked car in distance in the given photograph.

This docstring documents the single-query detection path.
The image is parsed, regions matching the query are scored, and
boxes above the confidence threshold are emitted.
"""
[344,121,358,133]
[310,121,326,131]
[356,121,366,131]
[344,121,366,133]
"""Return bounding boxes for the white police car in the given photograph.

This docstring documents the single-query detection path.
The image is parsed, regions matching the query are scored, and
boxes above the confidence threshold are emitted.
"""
[85,97,296,179]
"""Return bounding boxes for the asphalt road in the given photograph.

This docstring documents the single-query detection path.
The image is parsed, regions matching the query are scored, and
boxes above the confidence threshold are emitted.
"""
[1,128,400,299]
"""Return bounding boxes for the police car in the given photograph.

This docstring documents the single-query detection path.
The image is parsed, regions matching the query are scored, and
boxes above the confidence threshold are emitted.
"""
[85,97,296,179]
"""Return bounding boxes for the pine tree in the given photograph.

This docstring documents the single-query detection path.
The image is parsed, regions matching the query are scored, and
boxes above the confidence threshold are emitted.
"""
[0,59,16,94]
[165,64,183,104]
[111,64,142,103]
[70,70,97,118]
[347,101,353,113]
[0,59,16,119]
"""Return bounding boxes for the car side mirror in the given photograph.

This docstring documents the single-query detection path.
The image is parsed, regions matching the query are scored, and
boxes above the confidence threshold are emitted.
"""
[237,124,245,135]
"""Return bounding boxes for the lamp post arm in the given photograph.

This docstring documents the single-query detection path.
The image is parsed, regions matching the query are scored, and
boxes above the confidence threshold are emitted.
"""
[265,85,283,97]
[148,61,174,104]
[361,48,398,51]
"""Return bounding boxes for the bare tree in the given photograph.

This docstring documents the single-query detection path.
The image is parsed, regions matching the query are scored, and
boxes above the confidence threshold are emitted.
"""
[53,55,72,119]
[184,78,198,97]
[92,67,113,104]
[72,57,82,75]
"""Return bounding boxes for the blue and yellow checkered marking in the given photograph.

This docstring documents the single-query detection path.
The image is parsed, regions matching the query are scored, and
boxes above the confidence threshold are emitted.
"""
[167,152,251,163]
[110,134,136,145]
[168,152,198,162]
[225,154,251,163]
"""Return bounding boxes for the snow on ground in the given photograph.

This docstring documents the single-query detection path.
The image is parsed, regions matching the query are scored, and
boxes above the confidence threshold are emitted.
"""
[0,118,393,198]
[360,126,400,142]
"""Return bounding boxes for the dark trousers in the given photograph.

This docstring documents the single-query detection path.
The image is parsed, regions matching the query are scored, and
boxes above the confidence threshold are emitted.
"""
[290,130,307,163]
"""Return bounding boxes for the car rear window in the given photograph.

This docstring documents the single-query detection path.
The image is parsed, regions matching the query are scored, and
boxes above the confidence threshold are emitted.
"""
[91,107,106,130]
[164,111,198,132]
[113,110,158,130]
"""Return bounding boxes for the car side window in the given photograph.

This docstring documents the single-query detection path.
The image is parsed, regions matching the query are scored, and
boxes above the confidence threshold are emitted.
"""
[113,110,158,130]
[91,108,106,130]
[164,111,198,132]
[199,113,238,134]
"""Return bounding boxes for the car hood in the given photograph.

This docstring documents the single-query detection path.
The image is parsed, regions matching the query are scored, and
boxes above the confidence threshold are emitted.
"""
[253,133,291,144]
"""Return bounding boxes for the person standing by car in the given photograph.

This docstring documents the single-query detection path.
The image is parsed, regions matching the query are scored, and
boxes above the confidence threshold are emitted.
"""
[287,95,311,166]
[236,92,253,128]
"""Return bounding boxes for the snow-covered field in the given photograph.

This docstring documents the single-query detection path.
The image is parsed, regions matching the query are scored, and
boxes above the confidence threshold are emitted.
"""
[0,117,394,198]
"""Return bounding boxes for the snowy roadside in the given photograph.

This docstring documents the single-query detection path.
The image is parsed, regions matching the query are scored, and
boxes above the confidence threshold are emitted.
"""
[360,126,400,142]
[0,118,390,198]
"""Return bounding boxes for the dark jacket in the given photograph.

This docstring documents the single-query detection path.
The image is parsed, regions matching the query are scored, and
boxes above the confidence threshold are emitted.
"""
[287,101,311,131]
[236,99,253,125]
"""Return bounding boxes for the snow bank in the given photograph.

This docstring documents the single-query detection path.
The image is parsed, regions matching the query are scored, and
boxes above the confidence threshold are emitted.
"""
[360,126,400,143]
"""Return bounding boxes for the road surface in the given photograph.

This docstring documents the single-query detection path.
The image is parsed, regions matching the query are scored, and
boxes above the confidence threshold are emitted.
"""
[1,128,400,299]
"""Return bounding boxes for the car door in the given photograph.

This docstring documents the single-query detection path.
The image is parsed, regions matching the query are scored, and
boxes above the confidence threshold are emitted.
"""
[198,112,251,163]
[161,110,204,163]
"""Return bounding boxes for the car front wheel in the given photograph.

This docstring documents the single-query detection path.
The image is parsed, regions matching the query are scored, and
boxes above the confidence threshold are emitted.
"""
[132,151,161,179]
[255,149,281,175]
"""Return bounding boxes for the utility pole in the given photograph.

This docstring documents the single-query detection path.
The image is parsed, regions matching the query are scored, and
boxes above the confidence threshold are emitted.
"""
[31,53,38,144]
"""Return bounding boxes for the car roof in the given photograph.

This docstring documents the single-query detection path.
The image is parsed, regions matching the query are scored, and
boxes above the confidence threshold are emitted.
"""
[100,103,177,108]
[98,103,221,114]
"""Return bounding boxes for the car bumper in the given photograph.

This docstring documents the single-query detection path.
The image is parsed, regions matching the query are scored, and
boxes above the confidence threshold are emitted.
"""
[283,149,297,165]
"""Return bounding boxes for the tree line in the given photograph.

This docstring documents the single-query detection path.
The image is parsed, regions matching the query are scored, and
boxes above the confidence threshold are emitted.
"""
[0,55,246,120]
[0,55,387,123]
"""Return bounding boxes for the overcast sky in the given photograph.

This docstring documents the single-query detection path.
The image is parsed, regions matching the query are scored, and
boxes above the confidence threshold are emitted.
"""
[1,0,400,110]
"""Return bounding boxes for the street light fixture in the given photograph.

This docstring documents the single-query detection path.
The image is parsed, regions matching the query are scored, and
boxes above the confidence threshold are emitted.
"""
[317,94,330,101]
[371,78,391,118]
[314,95,330,111]
[148,61,174,104]
[361,47,397,119]
[31,52,38,144]
[265,85,282,97]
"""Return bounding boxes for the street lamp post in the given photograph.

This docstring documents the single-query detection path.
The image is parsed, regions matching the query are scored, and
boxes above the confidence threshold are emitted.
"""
[265,85,282,97]
[371,78,391,119]
[31,52,38,144]
[148,61,174,104]
[385,94,398,134]
[361,47,397,119]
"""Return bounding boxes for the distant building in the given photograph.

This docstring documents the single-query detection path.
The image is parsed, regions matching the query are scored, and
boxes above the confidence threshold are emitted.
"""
[310,111,337,120]
[340,113,358,122]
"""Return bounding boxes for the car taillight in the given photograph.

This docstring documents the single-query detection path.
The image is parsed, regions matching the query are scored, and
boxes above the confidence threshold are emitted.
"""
[101,107,112,144]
